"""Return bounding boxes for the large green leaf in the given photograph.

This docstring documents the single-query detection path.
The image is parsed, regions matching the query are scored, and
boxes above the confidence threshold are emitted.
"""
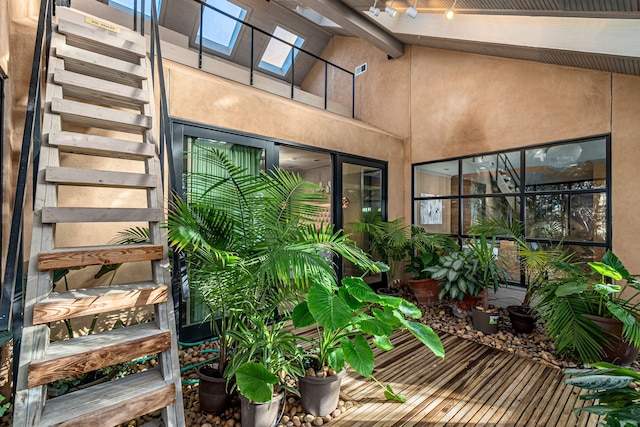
[338,287,364,310]
[371,307,403,329]
[372,335,394,351]
[606,302,637,327]
[235,362,279,404]
[589,262,623,281]
[555,282,589,297]
[307,283,353,330]
[342,335,374,377]
[593,283,622,296]
[342,276,381,303]
[602,251,632,280]
[402,320,445,359]
[397,300,422,319]
[591,362,640,381]
[327,348,345,372]
[357,317,394,336]
[565,375,633,390]
[291,302,315,328]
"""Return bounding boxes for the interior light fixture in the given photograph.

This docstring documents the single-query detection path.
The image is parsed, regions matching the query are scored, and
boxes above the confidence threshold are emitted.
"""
[445,0,458,20]
[385,0,397,18]
[406,0,419,19]
[369,0,380,16]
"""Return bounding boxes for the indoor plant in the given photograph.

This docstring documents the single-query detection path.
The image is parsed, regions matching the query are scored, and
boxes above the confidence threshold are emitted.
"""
[536,251,640,364]
[167,148,379,410]
[468,218,573,333]
[291,275,445,414]
[565,362,640,426]
[225,314,305,427]
[405,227,458,305]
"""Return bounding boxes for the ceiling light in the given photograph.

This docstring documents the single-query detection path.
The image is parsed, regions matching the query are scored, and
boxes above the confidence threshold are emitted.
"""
[406,0,418,18]
[445,0,458,20]
[385,0,397,18]
[369,0,380,16]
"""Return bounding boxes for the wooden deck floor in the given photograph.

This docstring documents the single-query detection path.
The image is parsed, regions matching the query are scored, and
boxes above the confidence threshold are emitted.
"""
[329,331,600,427]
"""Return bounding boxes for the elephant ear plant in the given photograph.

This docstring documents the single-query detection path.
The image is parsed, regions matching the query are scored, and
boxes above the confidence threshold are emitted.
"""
[565,362,640,427]
[291,275,445,402]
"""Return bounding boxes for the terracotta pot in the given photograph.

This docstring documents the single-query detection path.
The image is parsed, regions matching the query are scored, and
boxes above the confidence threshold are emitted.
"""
[451,293,484,318]
[239,392,284,427]
[299,368,346,417]
[408,278,440,305]
[198,365,230,414]
[584,314,639,365]
[507,305,536,334]
[471,307,499,334]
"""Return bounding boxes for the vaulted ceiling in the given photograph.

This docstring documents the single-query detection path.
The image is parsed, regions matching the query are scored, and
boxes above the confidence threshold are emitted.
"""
[150,0,640,83]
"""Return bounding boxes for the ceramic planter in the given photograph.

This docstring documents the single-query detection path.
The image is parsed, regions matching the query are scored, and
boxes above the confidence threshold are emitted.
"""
[198,365,230,414]
[471,307,499,334]
[507,305,536,334]
[584,314,639,365]
[239,392,284,427]
[408,278,440,305]
[299,368,346,417]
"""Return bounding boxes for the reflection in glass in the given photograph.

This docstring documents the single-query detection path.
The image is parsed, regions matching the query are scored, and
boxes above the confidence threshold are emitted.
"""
[525,193,606,242]
[414,160,458,198]
[525,138,606,191]
[462,152,520,195]
[462,196,519,233]
[342,163,383,284]
[413,199,458,234]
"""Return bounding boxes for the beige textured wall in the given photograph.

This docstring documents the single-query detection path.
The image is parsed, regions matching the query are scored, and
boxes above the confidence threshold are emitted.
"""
[611,74,640,275]
[409,47,612,162]
[166,60,407,219]
[301,37,412,140]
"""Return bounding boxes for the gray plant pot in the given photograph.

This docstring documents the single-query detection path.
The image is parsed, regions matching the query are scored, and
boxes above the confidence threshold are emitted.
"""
[239,392,284,427]
[299,368,346,417]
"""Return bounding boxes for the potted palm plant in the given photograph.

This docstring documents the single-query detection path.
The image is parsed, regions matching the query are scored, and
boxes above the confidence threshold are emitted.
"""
[405,227,458,305]
[291,275,445,416]
[468,218,573,333]
[536,251,640,364]
[167,148,379,411]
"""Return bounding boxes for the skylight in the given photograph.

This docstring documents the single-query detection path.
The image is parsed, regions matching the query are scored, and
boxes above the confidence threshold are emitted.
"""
[110,0,162,18]
[259,26,305,76]
[197,0,247,56]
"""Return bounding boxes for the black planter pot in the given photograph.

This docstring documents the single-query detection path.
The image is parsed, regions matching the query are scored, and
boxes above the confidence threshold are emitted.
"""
[198,365,230,414]
[299,368,346,417]
[239,392,284,427]
[507,305,536,334]
[471,307,499,334]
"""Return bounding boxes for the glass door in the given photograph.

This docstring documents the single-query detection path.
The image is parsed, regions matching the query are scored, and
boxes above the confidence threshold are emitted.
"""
[335,156,387,287]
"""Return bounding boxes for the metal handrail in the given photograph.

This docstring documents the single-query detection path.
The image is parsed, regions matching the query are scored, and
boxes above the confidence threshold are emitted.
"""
[0,0,52,341]
[192,0,356,118]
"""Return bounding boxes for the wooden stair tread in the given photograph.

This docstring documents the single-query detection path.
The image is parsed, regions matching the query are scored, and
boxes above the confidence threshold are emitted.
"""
[56,44,147,87]
[38,244,164,270]
[39,369,175,427]
[33,282,168,325]
[51,97,152,134]
[57,18,146,64]
[45,166,157,189]
[41,207,163,223]
[54,68,149,109]
[49,131,156,160]
[28,322,171,387]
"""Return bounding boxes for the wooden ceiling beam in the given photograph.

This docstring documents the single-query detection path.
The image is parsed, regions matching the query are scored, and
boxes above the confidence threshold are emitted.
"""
[295,0,405,58]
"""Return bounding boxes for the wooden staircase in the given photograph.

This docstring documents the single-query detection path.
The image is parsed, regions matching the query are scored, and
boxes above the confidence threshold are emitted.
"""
[14,6,184,426]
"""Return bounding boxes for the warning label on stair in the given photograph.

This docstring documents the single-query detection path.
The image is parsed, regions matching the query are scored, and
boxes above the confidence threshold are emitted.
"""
[85,16,121,33]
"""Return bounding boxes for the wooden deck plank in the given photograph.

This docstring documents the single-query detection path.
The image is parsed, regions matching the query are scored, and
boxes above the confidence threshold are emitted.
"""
[38,244,163,270]
[330,331,597,427]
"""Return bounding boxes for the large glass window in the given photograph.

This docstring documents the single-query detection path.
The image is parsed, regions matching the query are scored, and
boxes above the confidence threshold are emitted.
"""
[412,136,610,285]
[109,0,162,18]
[258,26,304,76]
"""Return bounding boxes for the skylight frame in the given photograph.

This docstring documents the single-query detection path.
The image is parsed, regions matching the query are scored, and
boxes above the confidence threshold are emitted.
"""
[109,0,162,19]
[196,0,248,57]
[258,25,305,77]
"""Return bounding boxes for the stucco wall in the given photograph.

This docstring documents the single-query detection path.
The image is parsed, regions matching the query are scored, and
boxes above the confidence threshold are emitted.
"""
[166,60,408,219]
